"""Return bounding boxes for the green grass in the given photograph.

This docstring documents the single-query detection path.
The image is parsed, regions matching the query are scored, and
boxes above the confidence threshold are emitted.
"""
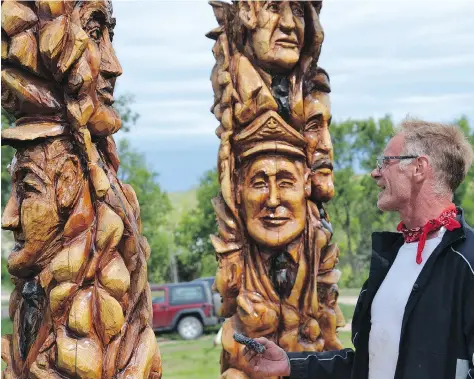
[1,318,11,371]
[1,317,12,336]
[338,330,354,349]
[339,303,356,321]
[160,335,221,378]
[339,288,361,297]
[160,331,354,378]
[1,320,353,377]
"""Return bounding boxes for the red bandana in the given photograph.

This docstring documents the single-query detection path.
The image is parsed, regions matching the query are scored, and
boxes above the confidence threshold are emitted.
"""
[397,204,461,264]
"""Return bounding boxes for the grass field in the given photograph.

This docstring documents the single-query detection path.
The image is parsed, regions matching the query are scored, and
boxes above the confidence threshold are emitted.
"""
[339,288,362,297]
[1,317,353,377]
[339,303,356,321]
[160,331,353,379]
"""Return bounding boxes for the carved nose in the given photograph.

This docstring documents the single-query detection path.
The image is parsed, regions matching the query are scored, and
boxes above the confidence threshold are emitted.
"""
[2,195,20,230]
[100,32,123,79]
[266,185,280,208]
[279,5,296,33]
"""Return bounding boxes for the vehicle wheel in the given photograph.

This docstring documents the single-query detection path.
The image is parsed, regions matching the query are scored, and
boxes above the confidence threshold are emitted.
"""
[177,316,203,340]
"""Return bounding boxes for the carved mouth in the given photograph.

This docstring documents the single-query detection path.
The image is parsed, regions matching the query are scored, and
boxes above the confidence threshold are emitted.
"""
[13,230,25,248]
[261,216,290,226]
[311,159,333,173]
[97,86,114,105]
[275,38,298,48]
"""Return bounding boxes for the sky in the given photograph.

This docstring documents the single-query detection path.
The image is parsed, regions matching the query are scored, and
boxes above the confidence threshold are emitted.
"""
[111,0,474,193]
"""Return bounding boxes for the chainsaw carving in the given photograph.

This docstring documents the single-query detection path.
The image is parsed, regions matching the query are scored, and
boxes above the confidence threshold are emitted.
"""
[207,2,344,377]
[1,1,161,378]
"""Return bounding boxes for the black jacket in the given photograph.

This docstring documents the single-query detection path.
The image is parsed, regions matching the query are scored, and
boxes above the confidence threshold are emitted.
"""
[286,209,474,379]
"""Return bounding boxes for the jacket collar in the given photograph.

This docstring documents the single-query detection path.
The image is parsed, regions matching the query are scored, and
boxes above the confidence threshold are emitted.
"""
[371,206,467,263]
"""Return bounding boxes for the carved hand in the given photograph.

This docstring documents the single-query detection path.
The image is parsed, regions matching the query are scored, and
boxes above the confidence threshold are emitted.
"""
[237,292,278,335]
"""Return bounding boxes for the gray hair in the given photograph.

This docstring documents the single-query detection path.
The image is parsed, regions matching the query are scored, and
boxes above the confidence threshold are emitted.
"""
[396,118,474,196]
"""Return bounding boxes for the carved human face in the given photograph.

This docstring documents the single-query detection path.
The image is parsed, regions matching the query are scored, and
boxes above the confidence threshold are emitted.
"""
[69,0,123,135]
[246,1,305,74]
[304,91,334,203]
[239,155,310,248]
[1,140,82,277]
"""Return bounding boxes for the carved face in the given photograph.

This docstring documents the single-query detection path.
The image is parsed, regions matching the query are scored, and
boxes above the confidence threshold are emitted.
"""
[69,0,123,135]
[304,91,334,203]
[1,140,82,277]
[239,155,310,248]
[245,1,305,74]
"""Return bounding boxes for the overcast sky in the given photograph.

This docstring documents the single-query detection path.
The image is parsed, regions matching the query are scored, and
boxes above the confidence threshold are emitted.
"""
[111,0,474,192]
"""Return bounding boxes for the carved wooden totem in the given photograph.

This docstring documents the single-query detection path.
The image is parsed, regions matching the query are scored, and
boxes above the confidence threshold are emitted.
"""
[1,2,161,378]
[207,2,344,378]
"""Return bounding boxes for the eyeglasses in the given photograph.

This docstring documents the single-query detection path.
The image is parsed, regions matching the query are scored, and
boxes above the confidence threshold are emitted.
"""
[376,155,419,172]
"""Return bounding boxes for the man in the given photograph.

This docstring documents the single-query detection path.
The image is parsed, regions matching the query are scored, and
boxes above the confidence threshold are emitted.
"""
[243,119,474,379]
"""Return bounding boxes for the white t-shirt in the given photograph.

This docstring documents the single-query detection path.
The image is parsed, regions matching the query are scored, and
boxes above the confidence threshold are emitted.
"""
[368,228,446,379]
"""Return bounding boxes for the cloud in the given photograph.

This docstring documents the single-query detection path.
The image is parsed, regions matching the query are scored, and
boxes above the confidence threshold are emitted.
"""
[394,93,474,105]
[109,0,474,190]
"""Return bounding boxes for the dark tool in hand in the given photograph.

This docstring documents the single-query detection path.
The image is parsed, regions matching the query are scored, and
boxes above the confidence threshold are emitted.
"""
[233,333,266,354]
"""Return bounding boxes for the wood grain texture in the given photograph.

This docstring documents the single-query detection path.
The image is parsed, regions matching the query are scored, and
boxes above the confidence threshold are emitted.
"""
[207,2,344,377]
[1,2,161,378]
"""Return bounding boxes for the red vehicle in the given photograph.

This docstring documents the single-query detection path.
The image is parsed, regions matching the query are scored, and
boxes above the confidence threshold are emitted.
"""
[150,281,219,340]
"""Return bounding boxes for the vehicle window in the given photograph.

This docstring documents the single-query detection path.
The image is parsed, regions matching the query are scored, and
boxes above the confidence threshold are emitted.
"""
[152,290,166,304]
[206,278,215,289]
[170,286,205,305]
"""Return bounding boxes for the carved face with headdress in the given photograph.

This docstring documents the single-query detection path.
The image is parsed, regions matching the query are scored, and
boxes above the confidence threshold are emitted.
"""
[235,111,311,248]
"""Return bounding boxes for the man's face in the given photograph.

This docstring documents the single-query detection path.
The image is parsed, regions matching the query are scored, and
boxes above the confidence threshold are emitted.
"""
[239,155,310,248]
[304,92,334,203]
[250,1,305,74]
[371,134,414,212]
[69,0,123,135]
[1,140,81,277]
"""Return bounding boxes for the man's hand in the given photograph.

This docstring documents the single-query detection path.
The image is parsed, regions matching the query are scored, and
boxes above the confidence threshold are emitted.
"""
[243,337,290,377]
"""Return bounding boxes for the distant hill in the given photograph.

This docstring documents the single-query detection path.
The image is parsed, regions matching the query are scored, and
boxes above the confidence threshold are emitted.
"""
[168,188,198,225]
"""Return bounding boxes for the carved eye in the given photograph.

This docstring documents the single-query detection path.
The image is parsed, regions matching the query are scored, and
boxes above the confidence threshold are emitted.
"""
[21,173,43,195]
[85,16,104,43]
[279,180,294,188]
[267,2,279,12]
[291,3,304,17]
[89,27,102,42]
[252,180,267,189]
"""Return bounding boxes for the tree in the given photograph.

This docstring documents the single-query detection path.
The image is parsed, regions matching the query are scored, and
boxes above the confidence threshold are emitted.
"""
[174,168,219,281]
[117,139,172,283]
[327,116,398,287]
[2,111,16,289]
[453,117,473,201]
[113,93,140,132]
[2,111,15,209]
[1,94,174,285]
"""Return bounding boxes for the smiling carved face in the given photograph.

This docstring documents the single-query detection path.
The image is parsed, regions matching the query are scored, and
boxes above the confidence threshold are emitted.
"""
[239,154,310,248]
[247,1,305,74]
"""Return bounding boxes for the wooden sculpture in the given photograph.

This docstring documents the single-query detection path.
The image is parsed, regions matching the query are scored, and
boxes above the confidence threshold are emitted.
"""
[1,1,162,378]
[207,2,344,377]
